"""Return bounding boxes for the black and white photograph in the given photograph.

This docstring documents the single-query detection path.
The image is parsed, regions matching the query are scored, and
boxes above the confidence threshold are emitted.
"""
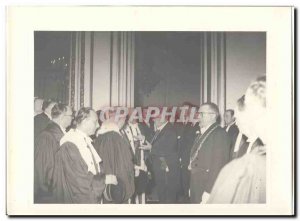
[7,6,294,216]
[34,31,266,205]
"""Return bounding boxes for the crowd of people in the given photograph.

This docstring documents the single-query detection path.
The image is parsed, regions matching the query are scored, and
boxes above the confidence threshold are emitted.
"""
[34,76,266,204]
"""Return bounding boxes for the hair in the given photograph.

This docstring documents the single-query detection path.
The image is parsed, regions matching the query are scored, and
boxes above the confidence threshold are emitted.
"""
[51,103,68,119]
[202,102,220,116]
[72,107,94,128]
[42,100,56,111]
[246,76,266,108]
[226,109,235,117]
[42,100,49,111]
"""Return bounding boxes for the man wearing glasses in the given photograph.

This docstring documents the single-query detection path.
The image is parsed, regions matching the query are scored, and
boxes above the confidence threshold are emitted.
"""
[189,103,231,204]
[34,103,73,203]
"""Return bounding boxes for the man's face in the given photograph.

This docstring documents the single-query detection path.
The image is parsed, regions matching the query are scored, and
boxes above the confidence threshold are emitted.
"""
[183,105,191,121]
[61,107,73,129]
[84,111,99,136]
[46,102,56,115]
[198,105,216,128]
[224,111,234,125]
[117,115,126,129]
[153,116,167,128]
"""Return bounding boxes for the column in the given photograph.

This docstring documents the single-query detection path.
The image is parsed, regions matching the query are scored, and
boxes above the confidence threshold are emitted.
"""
[200,32,226,121]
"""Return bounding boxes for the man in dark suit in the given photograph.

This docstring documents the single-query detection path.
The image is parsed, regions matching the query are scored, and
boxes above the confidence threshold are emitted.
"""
[175,104,200,203]
[224,109,239,160]
[34,100,56,138]
[189,103,231,203]
[150,114,180,203]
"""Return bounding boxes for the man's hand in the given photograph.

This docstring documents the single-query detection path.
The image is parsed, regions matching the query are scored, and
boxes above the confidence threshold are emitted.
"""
[105,174,118,185]
[134,134,145,142]
[200,191,210,204]
[139,140,152,150]
[159,157,169,172]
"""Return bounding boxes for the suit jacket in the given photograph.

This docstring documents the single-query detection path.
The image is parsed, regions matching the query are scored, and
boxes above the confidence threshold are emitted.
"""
[233,136,264,159]
[190,123,231,203]
[177,122,200,168]
[139,121,155,142]
[150,123,180,196]
[34,112,50,138]
[232,134,249,159]
[226,123,239,157]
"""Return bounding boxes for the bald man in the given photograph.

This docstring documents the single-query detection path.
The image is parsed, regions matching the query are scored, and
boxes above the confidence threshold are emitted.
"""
[189,103,231,203]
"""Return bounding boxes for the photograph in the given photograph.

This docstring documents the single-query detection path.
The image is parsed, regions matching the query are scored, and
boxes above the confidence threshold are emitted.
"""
[7,6,294,216]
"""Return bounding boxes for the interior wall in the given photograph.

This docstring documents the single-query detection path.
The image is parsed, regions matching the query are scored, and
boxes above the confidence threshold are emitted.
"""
[92,32,111,110]
[225,32,266,110]
[134,32,201,107]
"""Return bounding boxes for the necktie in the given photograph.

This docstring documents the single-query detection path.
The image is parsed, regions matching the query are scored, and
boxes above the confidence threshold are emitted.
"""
[150,129,161,144]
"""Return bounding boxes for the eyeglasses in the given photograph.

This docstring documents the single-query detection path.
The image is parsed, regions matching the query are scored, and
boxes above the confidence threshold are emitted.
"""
[198,112,216,117]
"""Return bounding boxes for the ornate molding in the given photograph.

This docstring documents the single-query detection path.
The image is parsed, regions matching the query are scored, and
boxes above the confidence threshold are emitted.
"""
[69,32,76,108]
[80,32,85,108]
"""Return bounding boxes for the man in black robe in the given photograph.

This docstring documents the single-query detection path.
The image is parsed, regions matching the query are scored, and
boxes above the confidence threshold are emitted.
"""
[34,100,56,138]
[150,115,180,203]
[52,107,105,204]
[34,103,73,203]
[94,110,135,203]
[189,103,231,203]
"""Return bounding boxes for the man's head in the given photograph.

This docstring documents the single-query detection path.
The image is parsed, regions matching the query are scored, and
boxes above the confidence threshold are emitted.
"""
[73,107,99,136]
[51,104,73,129]
[224,109,235,126]
[182,102,195,119]
[198,102,219,128]
[152,108,168,128]
[103,107,127,129]
[235,76,266,143]
[43,100,57,117]
[34,98,44,115]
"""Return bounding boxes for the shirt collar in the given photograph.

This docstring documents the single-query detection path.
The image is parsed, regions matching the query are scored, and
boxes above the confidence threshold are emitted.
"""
[75,129,92,143]
[44,111,52,120]
[200,123,213,134]
[59,125,66,134]
[227,121,235,128]
[156,121,168,131]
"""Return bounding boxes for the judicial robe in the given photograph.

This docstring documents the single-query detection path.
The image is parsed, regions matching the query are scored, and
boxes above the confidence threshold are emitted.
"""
[190,123,231,203]
[52,130,105,204]
[34,112,50,138]
[207,145,266,203]
[34,121,64,203]
[94,126,135,203]
[150,122,180,203]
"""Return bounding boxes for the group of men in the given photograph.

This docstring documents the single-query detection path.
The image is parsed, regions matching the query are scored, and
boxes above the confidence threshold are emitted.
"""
[34,76,266,204]
[34,77,267,203]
